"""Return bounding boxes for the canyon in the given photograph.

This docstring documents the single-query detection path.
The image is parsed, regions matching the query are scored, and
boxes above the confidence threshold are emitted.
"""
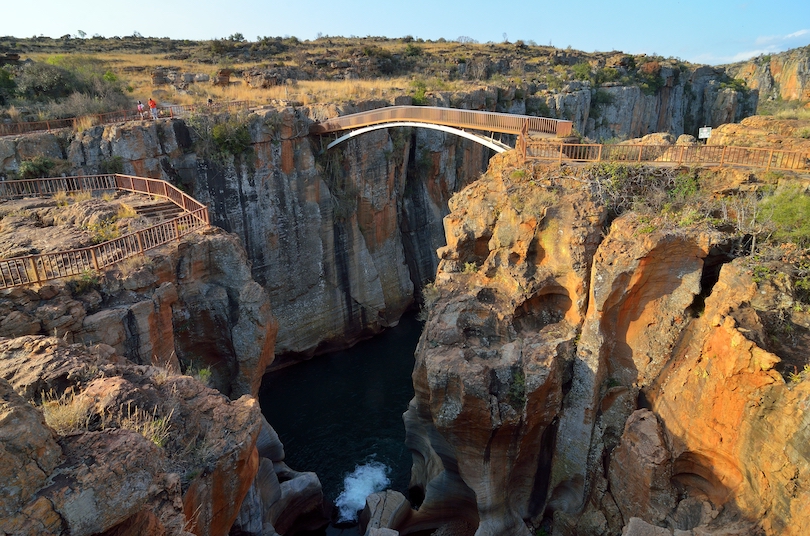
[0,80,809,536]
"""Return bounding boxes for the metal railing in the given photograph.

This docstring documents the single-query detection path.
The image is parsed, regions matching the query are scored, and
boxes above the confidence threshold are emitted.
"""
[0,174,210,289]
[524,142,810,171]
[0,101,253,137]
[310,105,574,138]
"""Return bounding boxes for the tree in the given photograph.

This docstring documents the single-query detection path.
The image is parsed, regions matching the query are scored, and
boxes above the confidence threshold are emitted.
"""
[77,30,86,38]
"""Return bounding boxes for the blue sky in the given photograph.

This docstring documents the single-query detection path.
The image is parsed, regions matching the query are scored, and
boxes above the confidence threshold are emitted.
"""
[2,0,808,65]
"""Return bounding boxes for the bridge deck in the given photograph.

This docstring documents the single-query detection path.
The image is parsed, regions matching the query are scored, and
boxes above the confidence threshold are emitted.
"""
[310,105,573,138]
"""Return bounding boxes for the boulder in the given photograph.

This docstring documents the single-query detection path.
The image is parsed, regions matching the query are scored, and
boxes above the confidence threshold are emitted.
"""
[609,410,675,525]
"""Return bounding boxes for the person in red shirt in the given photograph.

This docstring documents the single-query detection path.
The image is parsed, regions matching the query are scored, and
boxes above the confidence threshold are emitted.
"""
[147,98,158,119]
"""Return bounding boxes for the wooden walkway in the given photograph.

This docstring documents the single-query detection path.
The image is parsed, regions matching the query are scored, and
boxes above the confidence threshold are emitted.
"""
[0,175,210,289]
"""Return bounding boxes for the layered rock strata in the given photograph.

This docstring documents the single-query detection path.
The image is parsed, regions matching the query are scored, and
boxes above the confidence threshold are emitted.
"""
[0,223,276,399]
[724,45,810,101]
[392,150,809,536]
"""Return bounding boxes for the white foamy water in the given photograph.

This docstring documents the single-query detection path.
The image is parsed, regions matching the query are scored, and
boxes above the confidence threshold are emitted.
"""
[335,461,391,522]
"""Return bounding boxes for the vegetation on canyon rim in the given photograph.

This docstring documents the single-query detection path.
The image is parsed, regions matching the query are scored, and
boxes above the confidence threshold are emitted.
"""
[0,33,763,123]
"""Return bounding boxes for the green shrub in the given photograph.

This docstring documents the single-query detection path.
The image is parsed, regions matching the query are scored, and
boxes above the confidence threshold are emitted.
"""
[572,62,591,81]
[719,78,748,93]
[18,156,70,179]
[0,67,15,105]
[211,121,252,155]
[593,67,620,86]
[99,155,124,174]
[670,172,699,200]
[508,368,526,407]
[187,111,253,161]
[404,43,423,57]
[759,187,810,247]
[15,62,78,100]
[410,78,428,105]
[68,269,100,294]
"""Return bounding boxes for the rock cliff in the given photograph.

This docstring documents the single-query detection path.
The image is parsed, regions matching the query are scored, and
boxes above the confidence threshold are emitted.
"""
[0,105,489,361]
[391,138,809,536]
[0,76,755,358]
[0,211,277,399]
[724,45,810,102]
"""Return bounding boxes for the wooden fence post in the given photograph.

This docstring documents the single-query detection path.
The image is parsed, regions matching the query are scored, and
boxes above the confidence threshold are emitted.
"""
[766,150,774,171]
[597,144,603,162]
[558,144,563,165]
[136,231,145,253]
[90,248,100,271]
[173,219,181,241]
[720,146,727,166]
[30,257,41,284]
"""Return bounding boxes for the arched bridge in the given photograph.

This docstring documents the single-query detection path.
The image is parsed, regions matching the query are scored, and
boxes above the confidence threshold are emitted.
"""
[310,105,574,153]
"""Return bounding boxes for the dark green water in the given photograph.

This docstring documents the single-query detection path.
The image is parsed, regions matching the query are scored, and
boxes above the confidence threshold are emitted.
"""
[258,312,422,532]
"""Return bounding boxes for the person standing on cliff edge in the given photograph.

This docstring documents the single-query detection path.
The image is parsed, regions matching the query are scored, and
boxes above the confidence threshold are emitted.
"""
[148,98,158,120]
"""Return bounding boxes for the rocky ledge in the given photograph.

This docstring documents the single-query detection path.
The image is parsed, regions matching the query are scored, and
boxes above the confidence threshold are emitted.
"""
[0,335,327,536]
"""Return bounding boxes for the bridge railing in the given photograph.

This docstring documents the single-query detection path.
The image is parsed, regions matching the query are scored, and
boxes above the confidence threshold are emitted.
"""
[311,105,573,137]
[0,101,253,137]
[0,174,210,289]
[525,142,810,171]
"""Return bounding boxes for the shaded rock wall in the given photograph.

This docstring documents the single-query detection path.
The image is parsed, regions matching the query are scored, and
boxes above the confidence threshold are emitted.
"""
[536,66,758,141]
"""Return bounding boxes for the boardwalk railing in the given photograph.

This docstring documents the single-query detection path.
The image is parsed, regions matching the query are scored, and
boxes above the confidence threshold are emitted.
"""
[0,174,210,289]
[310,105,574,138]
[524,142,810,171]
[0,101,252,137]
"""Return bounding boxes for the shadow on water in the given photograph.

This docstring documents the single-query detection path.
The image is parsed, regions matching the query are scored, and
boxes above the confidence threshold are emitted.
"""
[258,312,423,535]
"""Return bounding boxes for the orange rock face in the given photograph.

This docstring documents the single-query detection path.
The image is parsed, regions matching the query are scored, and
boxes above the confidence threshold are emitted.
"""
[0,336,264,536]
[401,154,810,536]
[651,262,810,535]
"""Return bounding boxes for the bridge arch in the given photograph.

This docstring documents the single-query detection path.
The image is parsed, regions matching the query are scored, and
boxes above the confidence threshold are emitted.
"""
[325,121,511,153]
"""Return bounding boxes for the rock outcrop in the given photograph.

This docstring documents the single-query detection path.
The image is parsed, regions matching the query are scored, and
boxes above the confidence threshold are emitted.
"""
[0,336,326,536]
[391,136,809,536]
[401,153,607,534]
[724,45,810,101]
[0,219,276,399]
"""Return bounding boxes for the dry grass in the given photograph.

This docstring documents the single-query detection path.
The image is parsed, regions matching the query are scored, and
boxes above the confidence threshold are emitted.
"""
[22,49,475,108]
[119,403,174,448]
[74,115,97,132]
[53,190,68,206]
[69,191,93,202]
[40,389,92,434]
[117,254,152,276]
[116,202,137,219]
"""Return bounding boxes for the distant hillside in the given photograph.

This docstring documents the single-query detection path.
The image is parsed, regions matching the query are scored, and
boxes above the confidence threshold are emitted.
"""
[0,35,764,139]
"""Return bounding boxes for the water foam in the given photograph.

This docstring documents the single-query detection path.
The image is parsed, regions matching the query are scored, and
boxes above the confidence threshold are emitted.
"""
[335,461,391,523]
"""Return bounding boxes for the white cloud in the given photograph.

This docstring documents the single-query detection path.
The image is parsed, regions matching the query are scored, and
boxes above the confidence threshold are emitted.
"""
[785,29,809,39]
[755,29,809,45]
[691,47,776,65]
